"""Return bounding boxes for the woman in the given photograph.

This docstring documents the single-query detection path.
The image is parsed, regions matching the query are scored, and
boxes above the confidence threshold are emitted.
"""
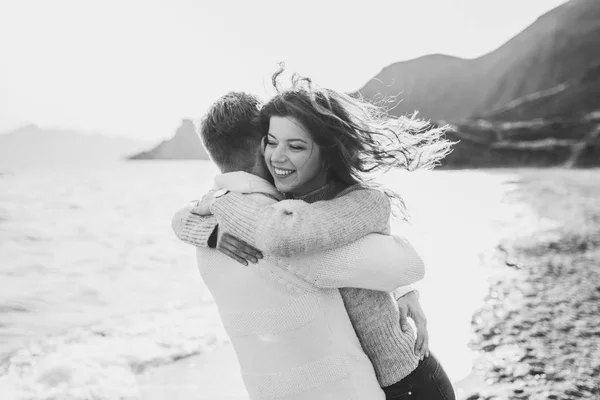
[204,69,456,400]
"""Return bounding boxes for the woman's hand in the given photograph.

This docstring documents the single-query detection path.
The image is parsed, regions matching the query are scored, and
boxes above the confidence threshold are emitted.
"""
[190,190,218,216]
[397,291,430,360]
[217,232,263,266]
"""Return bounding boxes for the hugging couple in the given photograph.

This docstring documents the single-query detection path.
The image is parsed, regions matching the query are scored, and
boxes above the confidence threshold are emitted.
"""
[171,69,456,400]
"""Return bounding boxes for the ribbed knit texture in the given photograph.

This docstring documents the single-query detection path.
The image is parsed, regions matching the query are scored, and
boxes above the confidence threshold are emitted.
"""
[172,173,423,393]
[171,207,218,247]
[210,179,420,387]
[297,183,420,386]
[211,186,392,258]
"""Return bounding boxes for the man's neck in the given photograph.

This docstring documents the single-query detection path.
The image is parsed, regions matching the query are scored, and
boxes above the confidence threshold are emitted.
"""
[218,148,274,184]
[250,166,273,183]
[214,170,283,200]
[219,166,271,182]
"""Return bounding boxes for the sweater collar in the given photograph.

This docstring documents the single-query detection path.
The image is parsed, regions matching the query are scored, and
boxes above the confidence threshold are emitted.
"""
[214,171,284,200]
[215,172,347,203]
[288,181,346,203]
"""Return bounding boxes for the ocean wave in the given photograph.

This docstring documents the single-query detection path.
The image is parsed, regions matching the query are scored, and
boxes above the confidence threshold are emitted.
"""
[0,304,229,400]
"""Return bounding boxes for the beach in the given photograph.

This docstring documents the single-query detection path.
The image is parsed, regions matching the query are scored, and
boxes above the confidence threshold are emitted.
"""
[1,162,597,399]
[138,344,248,400]
[464,169,600,399]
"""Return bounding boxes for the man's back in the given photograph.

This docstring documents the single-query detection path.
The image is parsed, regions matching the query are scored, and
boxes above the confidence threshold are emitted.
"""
[195,192,384,400]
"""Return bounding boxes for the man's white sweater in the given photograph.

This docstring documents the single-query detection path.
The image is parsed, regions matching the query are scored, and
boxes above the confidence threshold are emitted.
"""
[172,172,424,399]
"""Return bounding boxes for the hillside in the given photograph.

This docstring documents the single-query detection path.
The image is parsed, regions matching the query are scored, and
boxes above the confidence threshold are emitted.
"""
[128,119,209,160]
[0,125,148,168]
[358,0,600,121]
[481,63,600,121]
[439,112,600,168]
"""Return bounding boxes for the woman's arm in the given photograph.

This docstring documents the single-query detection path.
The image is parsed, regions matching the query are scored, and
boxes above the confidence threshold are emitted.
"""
[210,186,391,257]
[171,204,219,248]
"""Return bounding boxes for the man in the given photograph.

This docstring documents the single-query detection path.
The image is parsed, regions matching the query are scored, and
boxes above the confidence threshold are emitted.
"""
[172,92,428,399]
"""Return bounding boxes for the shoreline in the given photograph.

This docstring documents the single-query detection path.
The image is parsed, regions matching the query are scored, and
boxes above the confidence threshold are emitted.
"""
[137,344,249,400]
[135,345,493,400]
[459,169,600,399]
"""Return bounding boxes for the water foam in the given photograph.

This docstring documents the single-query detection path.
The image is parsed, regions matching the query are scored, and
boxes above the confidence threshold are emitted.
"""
[0,304,228,400]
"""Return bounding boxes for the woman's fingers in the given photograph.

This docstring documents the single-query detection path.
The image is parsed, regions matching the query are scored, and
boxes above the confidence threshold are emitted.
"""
[227,234,263,260]
[398,305,410,333]
[417,334,429,360]
[217,243,249,266]
[414,334,424,360]
[217,234,263,265]
[222,233,263,262]
[414,319,430,360]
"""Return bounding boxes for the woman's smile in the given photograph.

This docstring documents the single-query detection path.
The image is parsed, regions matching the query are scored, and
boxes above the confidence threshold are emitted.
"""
[273,167,296,178]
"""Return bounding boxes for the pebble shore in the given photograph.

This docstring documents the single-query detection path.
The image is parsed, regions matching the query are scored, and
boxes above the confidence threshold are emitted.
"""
[462,170,600,400]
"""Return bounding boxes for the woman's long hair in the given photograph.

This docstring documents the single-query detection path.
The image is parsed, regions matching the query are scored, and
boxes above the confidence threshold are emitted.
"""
[260,65,454,216]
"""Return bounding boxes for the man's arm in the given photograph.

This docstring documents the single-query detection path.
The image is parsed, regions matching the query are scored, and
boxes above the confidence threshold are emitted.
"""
[210,186,392,257]
[285,233,425,292]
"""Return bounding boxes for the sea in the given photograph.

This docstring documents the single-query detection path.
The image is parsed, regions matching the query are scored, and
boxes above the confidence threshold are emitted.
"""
[0,160,535,399]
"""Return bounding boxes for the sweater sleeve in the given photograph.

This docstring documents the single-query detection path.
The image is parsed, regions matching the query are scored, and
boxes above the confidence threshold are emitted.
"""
[391,286,417,300]
[285,233,425,291]
[210,186,391,257]
[171,204,219,248]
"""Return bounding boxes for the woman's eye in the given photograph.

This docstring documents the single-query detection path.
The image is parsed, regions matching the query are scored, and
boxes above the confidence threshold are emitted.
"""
[266,140,276,147]
[290,145,304,151]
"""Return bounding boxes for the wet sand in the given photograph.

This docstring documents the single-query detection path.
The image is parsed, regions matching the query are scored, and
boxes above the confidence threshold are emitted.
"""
[138,344,248,400]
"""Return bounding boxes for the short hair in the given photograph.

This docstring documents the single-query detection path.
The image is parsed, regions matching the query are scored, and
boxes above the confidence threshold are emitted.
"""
[198,92,263,172]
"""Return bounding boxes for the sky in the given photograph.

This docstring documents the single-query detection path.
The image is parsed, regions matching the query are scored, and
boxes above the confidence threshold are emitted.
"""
[0,0,567,142]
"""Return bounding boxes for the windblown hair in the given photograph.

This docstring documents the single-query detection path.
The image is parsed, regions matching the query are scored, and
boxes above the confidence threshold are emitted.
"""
[198,91,263,172]
[260,66,454,215]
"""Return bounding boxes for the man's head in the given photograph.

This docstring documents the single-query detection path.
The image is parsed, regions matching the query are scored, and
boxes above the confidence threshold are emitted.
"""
[198,92,264,174]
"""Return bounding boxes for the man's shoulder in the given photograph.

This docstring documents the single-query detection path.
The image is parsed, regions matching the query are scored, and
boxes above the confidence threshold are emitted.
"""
[215,172,283,200]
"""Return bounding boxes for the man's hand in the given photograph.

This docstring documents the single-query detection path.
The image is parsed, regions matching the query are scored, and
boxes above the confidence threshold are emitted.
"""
[397,291,430,360]
[190,190,218,216]
[217,232,263,266]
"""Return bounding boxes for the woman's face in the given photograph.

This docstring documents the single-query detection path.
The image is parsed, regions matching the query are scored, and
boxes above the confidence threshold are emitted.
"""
[264,116,328,196]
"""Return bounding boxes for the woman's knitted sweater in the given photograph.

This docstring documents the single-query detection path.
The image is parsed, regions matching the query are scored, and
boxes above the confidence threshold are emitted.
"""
[294,182,421,385]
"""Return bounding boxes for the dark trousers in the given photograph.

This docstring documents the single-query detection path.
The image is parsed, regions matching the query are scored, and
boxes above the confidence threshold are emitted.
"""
[382,353,455,400]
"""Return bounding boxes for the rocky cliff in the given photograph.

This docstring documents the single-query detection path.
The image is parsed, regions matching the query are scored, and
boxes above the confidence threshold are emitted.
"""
[439,112,600,168]
[128,119,209,160]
